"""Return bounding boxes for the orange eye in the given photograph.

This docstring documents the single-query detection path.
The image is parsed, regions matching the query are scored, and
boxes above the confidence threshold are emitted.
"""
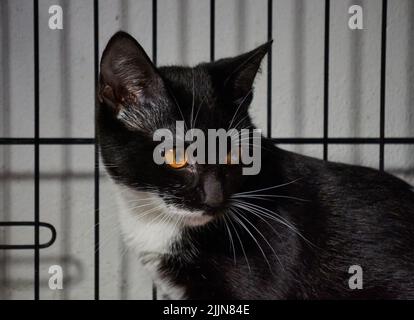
[165,148,188,169]
[226,147,241,165]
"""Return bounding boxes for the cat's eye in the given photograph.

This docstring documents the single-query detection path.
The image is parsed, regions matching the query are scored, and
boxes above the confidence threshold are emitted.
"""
[226,147,241,165]
[165,148,188,169]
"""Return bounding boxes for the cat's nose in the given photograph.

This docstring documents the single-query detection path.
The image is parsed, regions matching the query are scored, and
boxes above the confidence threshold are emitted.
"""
[202,174,224,209]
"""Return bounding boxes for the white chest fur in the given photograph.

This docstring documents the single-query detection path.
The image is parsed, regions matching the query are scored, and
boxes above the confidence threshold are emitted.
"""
[113,184,186,299]
[116,188,181,254]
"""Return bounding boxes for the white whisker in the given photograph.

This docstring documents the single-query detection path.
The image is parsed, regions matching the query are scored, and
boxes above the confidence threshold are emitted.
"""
[223,215,237,265]
[226,214,251,272]
[233,207,283,271]
[230,209,272,272]
[232,194,309,202]
[234,178,302,196]
[227,88,253,131]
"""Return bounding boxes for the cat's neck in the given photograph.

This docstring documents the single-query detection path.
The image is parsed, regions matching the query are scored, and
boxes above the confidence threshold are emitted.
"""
[114,185,183,255]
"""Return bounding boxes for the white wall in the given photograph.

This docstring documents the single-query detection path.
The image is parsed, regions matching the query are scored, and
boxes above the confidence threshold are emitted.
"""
[0,0,413,299]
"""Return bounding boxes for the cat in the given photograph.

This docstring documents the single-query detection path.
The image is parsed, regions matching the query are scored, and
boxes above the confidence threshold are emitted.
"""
[97,31,414,299]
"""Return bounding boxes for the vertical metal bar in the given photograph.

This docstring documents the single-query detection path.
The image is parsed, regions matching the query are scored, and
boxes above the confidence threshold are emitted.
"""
[33,0,40,300]
[379,0,387,171]
[210,0,215,62]
[267,0,272,138]
[323,0,330,161]
[152,0,157,66]
[93,0,100,300]
[152,0,158,301]
[152,282,157,300]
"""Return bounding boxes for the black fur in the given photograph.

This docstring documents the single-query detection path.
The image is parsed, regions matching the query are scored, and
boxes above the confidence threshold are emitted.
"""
[98,31,414,299]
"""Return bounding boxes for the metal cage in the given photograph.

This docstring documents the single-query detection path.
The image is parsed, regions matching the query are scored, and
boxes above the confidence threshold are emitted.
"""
[1,0,413,300]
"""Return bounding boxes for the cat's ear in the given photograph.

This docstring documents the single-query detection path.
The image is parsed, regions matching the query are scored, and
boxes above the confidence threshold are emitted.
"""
[213,41,272,101]
[98,31,161,113]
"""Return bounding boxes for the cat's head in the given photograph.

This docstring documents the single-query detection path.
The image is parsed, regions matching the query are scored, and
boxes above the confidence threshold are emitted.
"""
[97,31,271,227]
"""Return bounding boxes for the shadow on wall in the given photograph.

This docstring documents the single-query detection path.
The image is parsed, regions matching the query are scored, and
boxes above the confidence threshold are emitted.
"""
[60,0,72,300]
[350,0,363,164]
[1,0,11,301]
[178,0,189,63]
[0,256,83,290]
[293,0,305,148]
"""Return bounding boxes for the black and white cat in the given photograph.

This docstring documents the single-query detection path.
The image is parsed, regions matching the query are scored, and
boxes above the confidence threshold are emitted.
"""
[97,31,414,299]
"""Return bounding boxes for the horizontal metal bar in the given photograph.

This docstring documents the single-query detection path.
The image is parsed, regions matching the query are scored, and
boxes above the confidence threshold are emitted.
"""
[0,138,95,145]
[0,221,57,250]
[1,137,414,146]
[272,137,414,144]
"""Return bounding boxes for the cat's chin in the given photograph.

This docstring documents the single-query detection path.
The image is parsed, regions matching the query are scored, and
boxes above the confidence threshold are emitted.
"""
[166,205,214,227]
[180,214,214,227]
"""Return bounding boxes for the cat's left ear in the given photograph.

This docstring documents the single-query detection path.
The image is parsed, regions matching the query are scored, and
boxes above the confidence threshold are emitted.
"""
[98,31,162,113]
[213,41,272,101]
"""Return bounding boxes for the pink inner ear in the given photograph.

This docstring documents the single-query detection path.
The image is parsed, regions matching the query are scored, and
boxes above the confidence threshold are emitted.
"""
[99,84,122,114]
[99,81,141,114]
[100,85,115,102]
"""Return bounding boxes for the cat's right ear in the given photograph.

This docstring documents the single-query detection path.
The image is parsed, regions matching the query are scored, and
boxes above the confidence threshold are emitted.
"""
[98,31,162,113]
